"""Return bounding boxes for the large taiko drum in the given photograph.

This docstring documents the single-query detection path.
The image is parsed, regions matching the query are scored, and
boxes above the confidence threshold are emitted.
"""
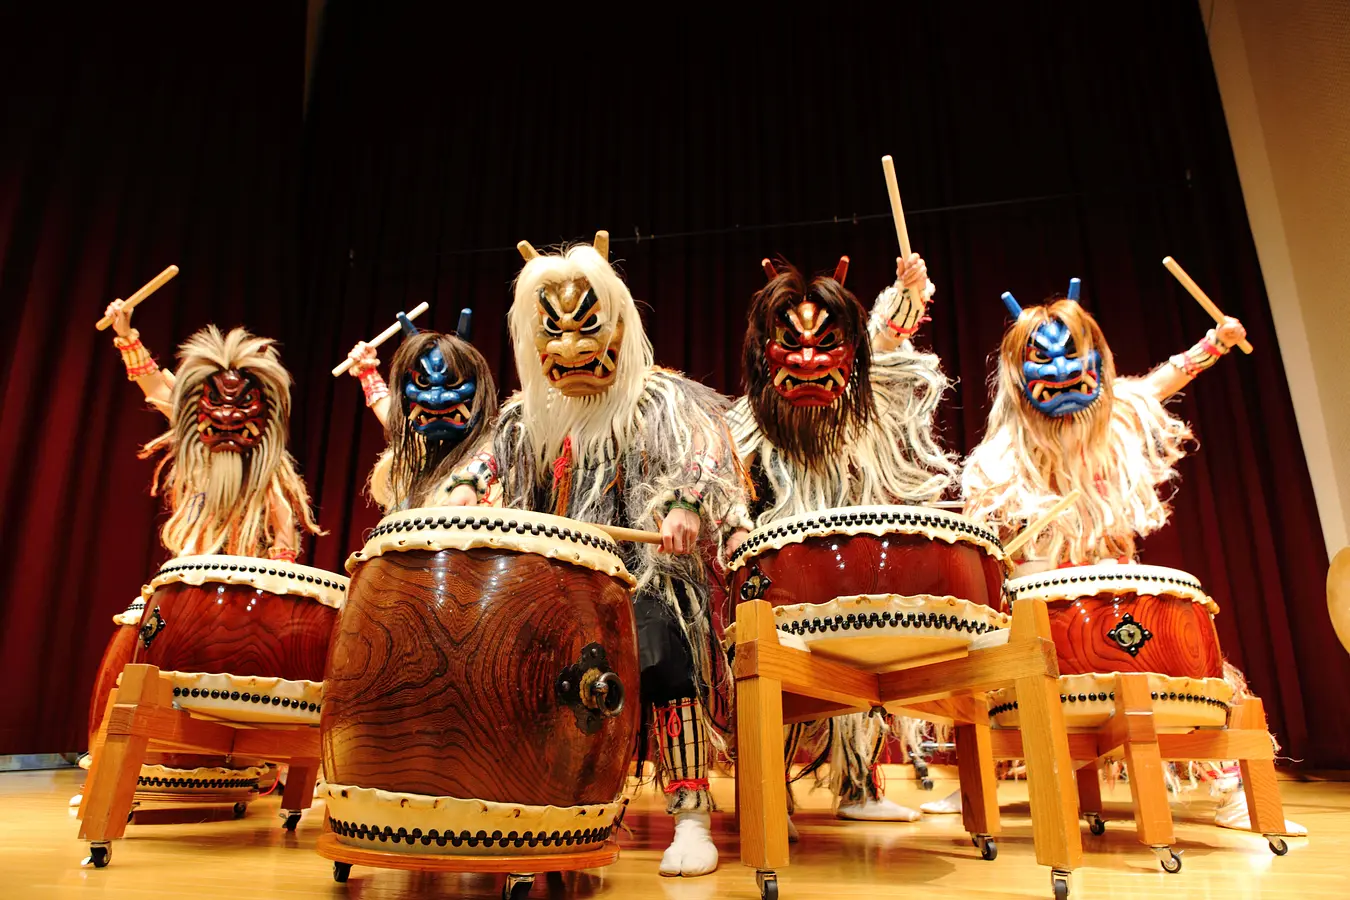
[135,555,348,725]
[320,508,639,857]
[82,596,273,808]
[726,506,1010,671]
[990,564,1234,730]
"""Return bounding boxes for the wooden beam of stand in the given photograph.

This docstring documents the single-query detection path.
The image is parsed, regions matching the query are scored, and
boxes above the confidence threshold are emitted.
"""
[1003,489,1081,559]
[331,302,430,376]
[876,639,1060,706]
[733,640,881,708]
[94,265,180,331]
[881,155,912,259]
[1162,256,1254,354]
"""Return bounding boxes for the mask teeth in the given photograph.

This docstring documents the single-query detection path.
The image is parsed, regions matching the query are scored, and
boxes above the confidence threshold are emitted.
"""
[773,368,790,387]
[244,421,261,437]
[828,367,846,387]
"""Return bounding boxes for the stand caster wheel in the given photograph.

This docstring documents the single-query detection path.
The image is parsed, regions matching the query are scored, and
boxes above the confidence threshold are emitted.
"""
[972,834,997,861]
[921,778,935,790]
[83,843,112,868]
[1051,870,1070,900]
[281,811,302,831]
[756,870,779,900]
[503,874,534,899]
[1084,812,1106,836]
[333,861,351,883]
[1151,846,1183,873]
[232,802,247,819]
[1267,836,1289,856]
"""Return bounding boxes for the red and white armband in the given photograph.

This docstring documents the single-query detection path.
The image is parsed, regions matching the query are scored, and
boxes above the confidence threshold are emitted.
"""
[113,328,159,380]
[869,279,936,342]
[1169,328,1231,378]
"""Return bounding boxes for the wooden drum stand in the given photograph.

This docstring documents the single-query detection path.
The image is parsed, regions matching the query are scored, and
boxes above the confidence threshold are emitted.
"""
[77,664,321,868]
[988,672,1293,871]
[735,596,1083,900]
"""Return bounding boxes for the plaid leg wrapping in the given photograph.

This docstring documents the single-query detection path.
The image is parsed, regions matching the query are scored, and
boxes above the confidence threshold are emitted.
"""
[656,698,713,814]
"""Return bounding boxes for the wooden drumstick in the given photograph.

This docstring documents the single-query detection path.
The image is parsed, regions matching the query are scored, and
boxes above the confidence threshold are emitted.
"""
[881,155,913,260]
[1002,489,1082,559]
[595,524,664,545]
[593,230,609,260]
[331,302,430,376]
[94,265,180,331]
[1161,256,1253,355]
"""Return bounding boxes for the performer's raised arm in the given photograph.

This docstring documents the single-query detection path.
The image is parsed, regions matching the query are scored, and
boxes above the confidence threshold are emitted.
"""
[1143,317,1248,402]
[344,341,392,428]
[869,252,934,353]
[105,299,174,414]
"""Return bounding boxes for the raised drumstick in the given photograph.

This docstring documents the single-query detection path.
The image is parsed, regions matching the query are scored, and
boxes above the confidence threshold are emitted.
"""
[1002,490,1083,559]
[595,524,664,545]
[94,265,180,331]
[881,155,913,260]
[1161,256,1253,355]
[331,302,430,376]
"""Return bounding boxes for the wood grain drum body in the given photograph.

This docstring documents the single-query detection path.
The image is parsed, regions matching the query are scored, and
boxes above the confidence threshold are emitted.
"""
[136,556,348,725]
[725,506,1010,671]
[1007,564,1223,678]
[993,564,1233,730]
[322,508,639,856]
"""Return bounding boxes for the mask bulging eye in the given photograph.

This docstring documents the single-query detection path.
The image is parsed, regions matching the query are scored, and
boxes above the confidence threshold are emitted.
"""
[1027,347,1049,364]
[816,328,841,349]
[775,327,801,350]
[579,315,602,336]
[411,371,430,389]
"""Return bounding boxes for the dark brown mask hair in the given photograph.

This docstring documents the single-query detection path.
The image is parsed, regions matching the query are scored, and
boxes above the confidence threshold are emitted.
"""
[384,331,498,508]
[743,260,874,466]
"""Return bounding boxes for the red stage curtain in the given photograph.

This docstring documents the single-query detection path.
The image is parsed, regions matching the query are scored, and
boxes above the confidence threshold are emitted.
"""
[0,2,307,753]
[2,1,1344,768]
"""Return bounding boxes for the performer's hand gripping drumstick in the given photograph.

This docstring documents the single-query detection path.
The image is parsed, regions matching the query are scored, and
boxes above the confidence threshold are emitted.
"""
[876,156,933,353]
[102,267,181,413]
[332,302,430,376]
[1002,489,1083,559]
[1162,256,1253,354]
[95,265,180,331]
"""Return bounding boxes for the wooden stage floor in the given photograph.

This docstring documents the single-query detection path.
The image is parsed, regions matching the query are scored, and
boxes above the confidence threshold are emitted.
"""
[5,768,1347,899]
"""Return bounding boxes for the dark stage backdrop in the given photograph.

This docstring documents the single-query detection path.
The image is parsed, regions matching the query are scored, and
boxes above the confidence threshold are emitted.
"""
[2,1,1344,767]
[0,3,308,753]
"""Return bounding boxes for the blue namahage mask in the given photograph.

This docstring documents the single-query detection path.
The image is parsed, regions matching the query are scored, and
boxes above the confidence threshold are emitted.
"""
[1021,319,1102,417]
[403,345,477,441]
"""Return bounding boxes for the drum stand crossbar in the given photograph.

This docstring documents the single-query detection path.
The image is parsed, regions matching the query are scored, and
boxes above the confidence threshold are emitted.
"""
[989,672,1292,872]
[77,664,321,868]
[734,597,1082,900]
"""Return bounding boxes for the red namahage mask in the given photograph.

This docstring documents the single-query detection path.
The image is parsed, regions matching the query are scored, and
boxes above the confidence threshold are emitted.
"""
[197,369,267,452]
[765,298,855,406]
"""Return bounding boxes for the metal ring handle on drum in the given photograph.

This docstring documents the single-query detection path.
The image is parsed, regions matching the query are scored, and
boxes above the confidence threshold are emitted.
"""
[588,671,625,718]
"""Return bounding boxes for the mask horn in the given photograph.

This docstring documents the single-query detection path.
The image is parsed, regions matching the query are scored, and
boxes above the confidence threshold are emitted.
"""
[1001,291,1023,319]
[1067,277,1081,301]
[455,308,473,341]
[761,258,778,281]
[517,240,539,262]
[397,311,421,336]
[833,255,850,286]
[594,230,610,260]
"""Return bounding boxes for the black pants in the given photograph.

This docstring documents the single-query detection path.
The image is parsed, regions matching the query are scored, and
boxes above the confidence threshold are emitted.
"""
[634,591,699,705]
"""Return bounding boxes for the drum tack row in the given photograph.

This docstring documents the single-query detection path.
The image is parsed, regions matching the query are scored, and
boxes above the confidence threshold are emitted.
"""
[79,504,1289,899]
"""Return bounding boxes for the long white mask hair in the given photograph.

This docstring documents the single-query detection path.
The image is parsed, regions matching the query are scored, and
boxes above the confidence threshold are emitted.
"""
[141,325,321,556]
[508,242,654,468]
